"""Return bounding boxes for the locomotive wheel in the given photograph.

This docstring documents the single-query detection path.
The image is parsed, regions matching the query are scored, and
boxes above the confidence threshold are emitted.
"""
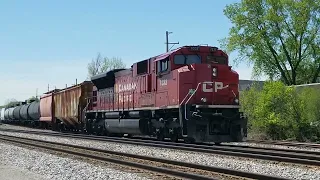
[184,137,195,144]
[156,132,164,141]
[170,134,178,142]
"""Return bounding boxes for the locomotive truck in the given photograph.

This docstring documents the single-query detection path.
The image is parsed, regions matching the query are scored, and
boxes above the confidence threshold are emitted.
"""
[0,45,247,144]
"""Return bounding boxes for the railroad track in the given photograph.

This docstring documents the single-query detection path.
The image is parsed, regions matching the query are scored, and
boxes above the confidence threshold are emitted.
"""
[0,134,287,180]
[1,128,320,167]
[246,139,320,149]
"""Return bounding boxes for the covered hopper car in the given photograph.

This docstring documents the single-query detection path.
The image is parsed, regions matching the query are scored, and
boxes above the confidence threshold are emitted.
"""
[1,45,247,144]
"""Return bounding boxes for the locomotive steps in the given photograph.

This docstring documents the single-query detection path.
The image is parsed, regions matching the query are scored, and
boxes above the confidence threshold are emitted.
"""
[1,128,320,167]
[0,134,287,180]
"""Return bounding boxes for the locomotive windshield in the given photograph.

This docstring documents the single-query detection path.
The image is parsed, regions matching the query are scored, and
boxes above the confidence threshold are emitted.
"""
[174,54,201,65]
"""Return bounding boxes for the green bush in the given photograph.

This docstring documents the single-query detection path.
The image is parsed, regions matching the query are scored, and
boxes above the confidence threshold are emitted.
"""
[241,81,320,142]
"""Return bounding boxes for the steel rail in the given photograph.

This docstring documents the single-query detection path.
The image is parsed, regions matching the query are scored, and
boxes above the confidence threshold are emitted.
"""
[1,128,320,167]
[246,139,320,148]
[0,134,288,180]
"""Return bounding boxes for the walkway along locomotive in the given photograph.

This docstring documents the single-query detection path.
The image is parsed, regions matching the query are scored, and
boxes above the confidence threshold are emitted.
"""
[0,45,247,144]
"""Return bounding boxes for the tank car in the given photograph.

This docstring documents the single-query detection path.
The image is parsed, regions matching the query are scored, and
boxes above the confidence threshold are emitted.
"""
[85,45,247,143]
[13,104,23,121]
[4,108,9,123]
[0,108,5,122]
[8,107,15,121]
[20,103,31,121]
[27,101,41,126]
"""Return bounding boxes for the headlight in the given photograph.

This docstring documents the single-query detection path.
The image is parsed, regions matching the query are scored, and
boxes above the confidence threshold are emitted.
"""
[234,98,239,104]
[201,97,207,103]
[212,67,217,77]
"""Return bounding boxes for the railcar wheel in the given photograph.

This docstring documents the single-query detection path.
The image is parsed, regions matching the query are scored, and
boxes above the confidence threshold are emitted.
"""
[155,128,165,141]
[184,137,195,144]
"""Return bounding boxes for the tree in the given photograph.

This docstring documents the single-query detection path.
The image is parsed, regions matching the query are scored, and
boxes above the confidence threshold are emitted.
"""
[87,53,126,78]
[221,0,320,85]
[4,98,18,108]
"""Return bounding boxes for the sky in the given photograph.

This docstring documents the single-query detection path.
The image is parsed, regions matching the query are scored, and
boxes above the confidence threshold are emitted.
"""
[0,0,261,105]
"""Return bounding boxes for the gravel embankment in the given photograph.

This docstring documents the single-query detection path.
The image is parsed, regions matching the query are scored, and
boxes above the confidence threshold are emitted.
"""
[0,130,319,180]
[0,124,53,132]
[0,164,46,180]
[0,141,150,180]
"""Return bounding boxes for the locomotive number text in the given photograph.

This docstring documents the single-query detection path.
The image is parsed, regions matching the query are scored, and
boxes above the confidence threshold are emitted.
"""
[159,79,168,86]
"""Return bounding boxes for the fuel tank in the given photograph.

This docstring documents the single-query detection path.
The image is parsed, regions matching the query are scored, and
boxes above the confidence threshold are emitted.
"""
[104,119,148,135]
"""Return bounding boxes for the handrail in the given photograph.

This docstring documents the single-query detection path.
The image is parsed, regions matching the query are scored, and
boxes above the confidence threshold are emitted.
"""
[184,82,203,105]
[181,82,214,121]
[179,82,201,106]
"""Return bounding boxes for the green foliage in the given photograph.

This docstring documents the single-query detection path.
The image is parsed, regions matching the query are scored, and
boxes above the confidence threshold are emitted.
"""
[87,53,126,78]
[241,81,320,142]
[221,0,320,85]
[27,96,39,103]
[4,99,18,108]
[0,97,39,109]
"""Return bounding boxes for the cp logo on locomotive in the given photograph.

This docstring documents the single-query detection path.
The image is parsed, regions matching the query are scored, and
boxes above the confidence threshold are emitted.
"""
[202,81,229,93]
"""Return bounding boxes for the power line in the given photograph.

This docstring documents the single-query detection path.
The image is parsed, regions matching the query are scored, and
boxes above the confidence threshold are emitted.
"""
[165,31,179,52]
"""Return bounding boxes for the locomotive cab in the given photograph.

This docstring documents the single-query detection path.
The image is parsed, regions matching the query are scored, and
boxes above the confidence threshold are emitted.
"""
[154,46,247,143]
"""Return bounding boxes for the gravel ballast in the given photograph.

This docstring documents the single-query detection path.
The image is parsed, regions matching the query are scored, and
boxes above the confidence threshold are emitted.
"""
[224,141,320,152]
[0,141,150,180]
[0,128,320,180]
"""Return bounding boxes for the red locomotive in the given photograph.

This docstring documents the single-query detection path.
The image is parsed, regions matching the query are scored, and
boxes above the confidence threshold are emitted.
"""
[85,45,247,143]
[1,45,247,144]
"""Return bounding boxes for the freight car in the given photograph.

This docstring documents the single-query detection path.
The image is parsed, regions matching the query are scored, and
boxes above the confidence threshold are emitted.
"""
[38,82,93,131]
[1,45,247,144]
[1,100,41,126]
[0,108,5,122]
[85,45,247,143]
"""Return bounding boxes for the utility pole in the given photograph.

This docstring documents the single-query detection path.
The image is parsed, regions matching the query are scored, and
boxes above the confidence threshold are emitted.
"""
[165,31,179,52]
